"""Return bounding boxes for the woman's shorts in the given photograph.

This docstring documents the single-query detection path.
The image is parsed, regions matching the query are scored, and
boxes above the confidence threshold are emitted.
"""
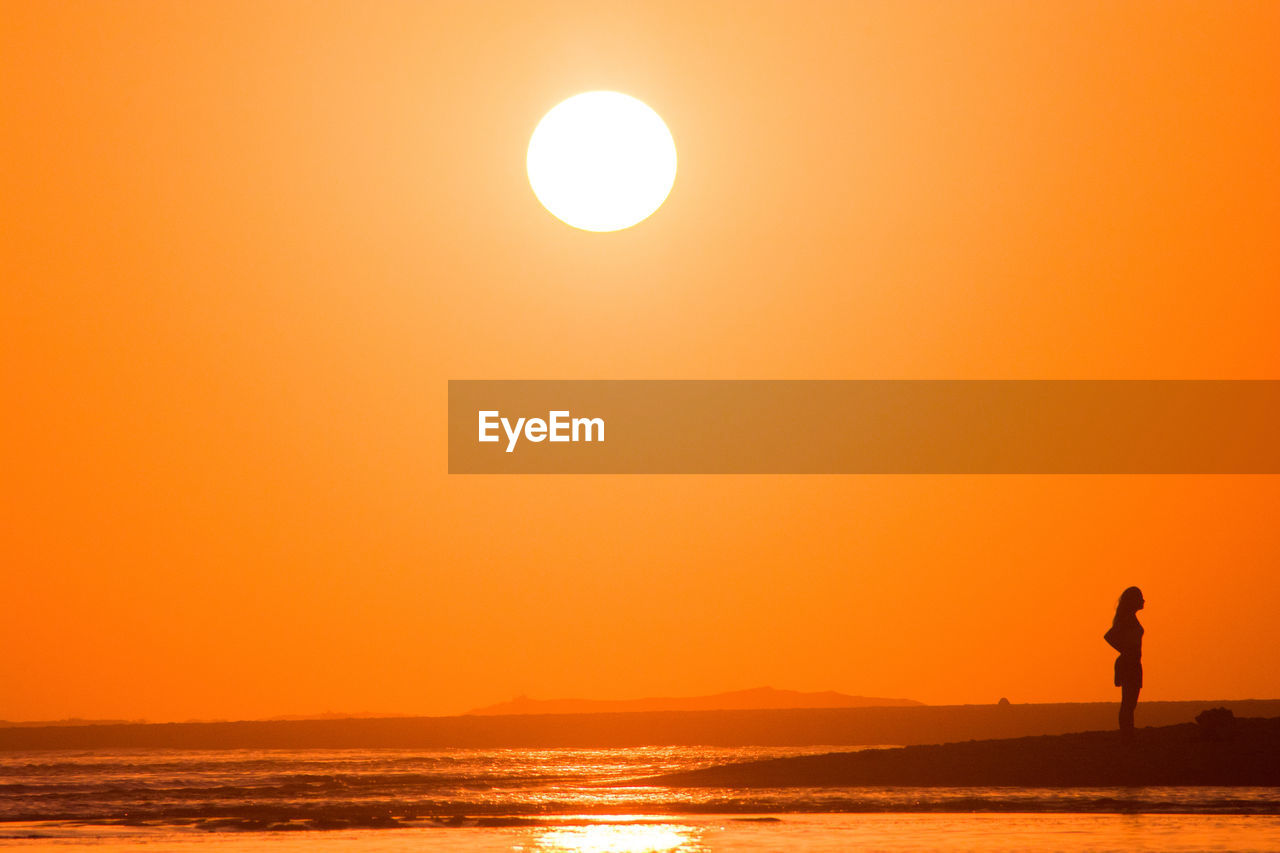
[1115,656,1143,688]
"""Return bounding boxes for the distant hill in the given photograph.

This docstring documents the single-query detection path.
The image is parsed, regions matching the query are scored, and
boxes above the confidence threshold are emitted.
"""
[0,718,146,728]
[464,686,923,716]
[266,712,407,721]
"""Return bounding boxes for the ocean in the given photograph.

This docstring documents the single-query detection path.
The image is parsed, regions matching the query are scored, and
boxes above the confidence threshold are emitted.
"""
[2,746,1278,851]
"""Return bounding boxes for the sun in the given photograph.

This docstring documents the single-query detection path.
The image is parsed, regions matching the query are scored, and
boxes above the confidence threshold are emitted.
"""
[527,91,677,232]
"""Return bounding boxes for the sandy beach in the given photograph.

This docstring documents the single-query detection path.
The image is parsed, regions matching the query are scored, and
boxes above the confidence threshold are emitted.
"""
[645,716,1280,788]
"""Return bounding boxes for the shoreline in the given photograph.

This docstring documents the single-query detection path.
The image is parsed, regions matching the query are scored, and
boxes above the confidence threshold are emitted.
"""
[642,716,1280,788]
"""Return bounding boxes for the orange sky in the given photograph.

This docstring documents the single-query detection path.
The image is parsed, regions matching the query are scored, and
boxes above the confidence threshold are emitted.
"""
[3,0,1278,722]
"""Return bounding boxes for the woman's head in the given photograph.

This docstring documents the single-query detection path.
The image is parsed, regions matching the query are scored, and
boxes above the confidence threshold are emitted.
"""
[1117,586,1145,615]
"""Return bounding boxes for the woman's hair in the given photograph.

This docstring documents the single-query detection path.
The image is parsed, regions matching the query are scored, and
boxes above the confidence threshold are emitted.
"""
[1113,586,1144,624]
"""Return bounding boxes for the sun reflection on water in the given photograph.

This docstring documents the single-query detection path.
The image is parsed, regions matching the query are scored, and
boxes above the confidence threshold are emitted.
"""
[519,821,704,853]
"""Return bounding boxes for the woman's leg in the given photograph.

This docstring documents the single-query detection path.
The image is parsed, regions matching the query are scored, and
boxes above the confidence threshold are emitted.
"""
[1119,684,1140,740]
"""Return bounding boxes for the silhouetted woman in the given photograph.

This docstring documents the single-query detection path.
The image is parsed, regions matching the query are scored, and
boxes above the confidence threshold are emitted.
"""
[1104,586,1145,742]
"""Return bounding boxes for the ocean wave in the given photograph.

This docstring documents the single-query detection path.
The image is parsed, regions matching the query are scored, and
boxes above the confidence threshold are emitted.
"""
[3,747,1278,830]
[5,791,1280,826]
[0,754,469,777]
